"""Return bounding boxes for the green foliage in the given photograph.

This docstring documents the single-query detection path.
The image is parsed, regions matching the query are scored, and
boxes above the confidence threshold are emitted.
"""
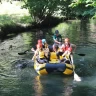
[22,0,58,23]
[1,0,95,25]
[22,0,73,23]
[70,0,96,18]
[22,0,96,22]
[19,16,32,24]
[0,14,31,26]
[92,14,96,19]
[0,15,14,26]
[83,7,96,16]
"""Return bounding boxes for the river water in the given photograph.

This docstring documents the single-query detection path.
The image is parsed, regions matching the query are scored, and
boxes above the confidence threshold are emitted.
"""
[0,20,96,96]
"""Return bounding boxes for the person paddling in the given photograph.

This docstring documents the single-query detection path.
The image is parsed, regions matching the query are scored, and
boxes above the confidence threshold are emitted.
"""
[60,38,75,64]
[32,43,48,63]
[31,39,42,52]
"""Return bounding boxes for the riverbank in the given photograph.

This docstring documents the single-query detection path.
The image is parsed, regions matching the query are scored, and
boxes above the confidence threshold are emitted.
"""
[0,1,32,39]
[1,1,96,41]
[0,1,65,40]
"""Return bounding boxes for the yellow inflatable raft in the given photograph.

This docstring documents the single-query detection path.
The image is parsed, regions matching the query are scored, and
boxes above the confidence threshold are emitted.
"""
[34,59,75,75]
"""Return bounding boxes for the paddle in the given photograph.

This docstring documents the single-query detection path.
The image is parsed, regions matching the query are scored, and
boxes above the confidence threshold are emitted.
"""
[72,63,81,82]
[73,71,81,81]
[18,50,34,55]
[70,55,82,82]
[75,53,85,56]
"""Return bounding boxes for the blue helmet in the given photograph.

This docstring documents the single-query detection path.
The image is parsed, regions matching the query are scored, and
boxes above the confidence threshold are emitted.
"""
[55,30,59,34]
[42,39,46,44]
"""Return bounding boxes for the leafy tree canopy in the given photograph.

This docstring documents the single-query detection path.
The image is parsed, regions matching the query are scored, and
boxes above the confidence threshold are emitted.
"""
[1,0,96,23]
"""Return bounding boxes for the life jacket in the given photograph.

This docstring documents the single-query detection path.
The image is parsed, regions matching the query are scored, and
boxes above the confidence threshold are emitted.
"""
[38,50,45,59]
[62,43,72,52]
[50,52,58,61]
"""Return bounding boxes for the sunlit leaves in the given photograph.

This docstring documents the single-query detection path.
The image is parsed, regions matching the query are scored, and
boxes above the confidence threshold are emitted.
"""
[69,0,96,18]
[21,0,96,22]
[22,0,69,23]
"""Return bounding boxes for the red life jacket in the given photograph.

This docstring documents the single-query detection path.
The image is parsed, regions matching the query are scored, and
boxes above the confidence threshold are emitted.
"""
[62,43,72,52]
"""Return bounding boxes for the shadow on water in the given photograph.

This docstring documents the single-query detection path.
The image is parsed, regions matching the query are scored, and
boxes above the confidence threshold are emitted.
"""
[12,59,34,69]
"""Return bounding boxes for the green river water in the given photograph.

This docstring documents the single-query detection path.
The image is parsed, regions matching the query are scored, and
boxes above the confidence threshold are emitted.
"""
[0,20,96,96]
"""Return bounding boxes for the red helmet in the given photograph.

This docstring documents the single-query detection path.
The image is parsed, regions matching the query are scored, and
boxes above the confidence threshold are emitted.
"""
[38,39,42,44]
[36,44,42,48]
[64,38,69,42]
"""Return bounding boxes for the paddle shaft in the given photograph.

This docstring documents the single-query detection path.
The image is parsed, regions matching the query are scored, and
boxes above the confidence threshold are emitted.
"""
[70,55,81,81]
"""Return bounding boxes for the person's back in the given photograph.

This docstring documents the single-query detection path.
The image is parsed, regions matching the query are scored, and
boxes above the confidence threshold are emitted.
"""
[48,44,61,62]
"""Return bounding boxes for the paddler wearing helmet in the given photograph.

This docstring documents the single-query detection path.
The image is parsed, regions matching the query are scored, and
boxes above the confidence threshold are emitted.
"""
[42,39,48,48]
[31,39,42,52]
[32,43,48,63]
[38,39,42,44]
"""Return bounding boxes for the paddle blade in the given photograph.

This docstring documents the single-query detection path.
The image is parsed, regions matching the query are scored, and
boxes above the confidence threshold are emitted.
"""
[18,51,26,55]
[18,51,34,55]
[77,53,85,56]
[74,72,81,82]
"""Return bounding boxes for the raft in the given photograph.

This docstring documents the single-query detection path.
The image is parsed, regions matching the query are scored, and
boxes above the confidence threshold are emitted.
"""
[34,59,75,75]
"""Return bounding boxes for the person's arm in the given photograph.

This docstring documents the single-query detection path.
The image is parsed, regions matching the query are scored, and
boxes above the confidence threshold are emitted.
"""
[31,45,37,52]
[53,35,60,44]
[32,50,38,60]
[31,48,35,52]
[60,44,65,52]
[54,40,61,44]
[62,51,68,57]
[71,44,76,53]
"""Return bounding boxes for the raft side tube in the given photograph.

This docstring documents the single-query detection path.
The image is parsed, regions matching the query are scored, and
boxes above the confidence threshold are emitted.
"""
[45,63,66,73]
